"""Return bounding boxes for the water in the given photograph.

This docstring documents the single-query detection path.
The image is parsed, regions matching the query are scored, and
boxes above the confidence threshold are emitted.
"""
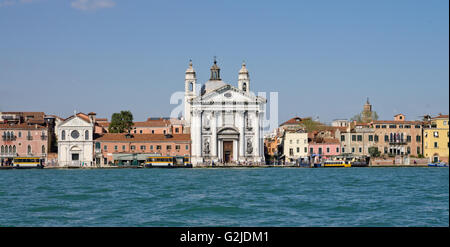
[0,168,448,226]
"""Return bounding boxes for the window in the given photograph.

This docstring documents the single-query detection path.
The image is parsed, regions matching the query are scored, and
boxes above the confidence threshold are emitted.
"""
[131,145,136,150]
[417,147,420,155]
[304,147,307,153]
[156,145,161,150]
[381,125,386,128]
[407,147,410,154]
[389,125,396,128]
[404,125,411,128]
[61,130,66,140]
[352,135,356,141]
[95,142,100,149]
[384,135,389,142]
[297,147,300,153]
[85,130,89,140]
[384,147,388,154]
[407,135,411,142]
[163,130,166,135]
[289,148,293,156]
[114,145,118,151]
[104,145,107,151]
[152,130,155,134]
[42,145,45,154]
[434,131,439,137]
[296,140,299,144]
[186,145,189,150]
[415,125,421,129]
[318,148,322,154]
[134,130,137,134]
[27,145,32,154]
[368,135,373,142]
[310,147,314,154]
[290,140,292,144]
[336,147,339,153]
[375,125,380,128]
[18,132,21,138]
[141,145,146,150]
[357,135,362,141]
[434,142,438,148]
[176,145,180,150]
[167,145,171,150]
[359,147,362,153]
[342,147,345,153]
[352,147,355,153]
[326,147,330,153]
[140,130,143,134]
[122,145,126,151]
[341,135,345,141]
[374,135,379,142]
[399,125,403,129]
[150,145,153,150]
[175,128,179,133]
[416,135,421,142]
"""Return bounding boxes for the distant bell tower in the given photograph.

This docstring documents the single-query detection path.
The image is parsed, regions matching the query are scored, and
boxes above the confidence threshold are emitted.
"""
[184,60,197,125]
[210,57,221,81]
[238,61,250,93]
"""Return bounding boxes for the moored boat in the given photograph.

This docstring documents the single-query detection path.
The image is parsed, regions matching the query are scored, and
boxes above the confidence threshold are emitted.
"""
[428,162,448,167]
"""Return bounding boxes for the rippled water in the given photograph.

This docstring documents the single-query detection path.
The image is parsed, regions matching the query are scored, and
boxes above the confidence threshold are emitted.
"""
[0,168,448,226]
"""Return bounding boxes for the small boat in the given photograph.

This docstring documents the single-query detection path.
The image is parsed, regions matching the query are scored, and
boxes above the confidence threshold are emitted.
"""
[428,162,448,167]
[13,157,44,169]
[322,160,351,168]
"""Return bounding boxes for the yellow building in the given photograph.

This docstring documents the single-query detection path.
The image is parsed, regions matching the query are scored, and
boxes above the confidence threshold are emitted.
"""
[424,114,449,163]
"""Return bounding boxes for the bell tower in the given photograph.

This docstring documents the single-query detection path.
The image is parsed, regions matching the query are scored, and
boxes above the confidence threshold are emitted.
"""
[238,61,250,93]
[184,60,197,125]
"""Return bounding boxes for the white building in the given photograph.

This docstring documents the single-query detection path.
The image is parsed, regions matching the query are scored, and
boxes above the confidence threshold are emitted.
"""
[185,59,266,166]
[282,130,308,162]
[57,113,95,167]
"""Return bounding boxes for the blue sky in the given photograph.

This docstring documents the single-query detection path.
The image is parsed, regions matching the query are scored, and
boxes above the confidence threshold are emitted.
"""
[0,0,448,125]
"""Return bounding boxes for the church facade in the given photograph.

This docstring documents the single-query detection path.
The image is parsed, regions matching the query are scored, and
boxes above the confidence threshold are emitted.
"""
[184,59,266,166]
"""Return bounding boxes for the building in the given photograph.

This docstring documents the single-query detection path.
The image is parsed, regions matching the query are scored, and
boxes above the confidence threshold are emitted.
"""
[338,123,376,157]
[308,137,341,159]
[370,115,424,157]
[0,112,57,165]
[282,130,308,162]
[423,114,449,163]
[57,112,96,167]
[94,133,191,165]
[130,118,185,135]
[185,59,266,166]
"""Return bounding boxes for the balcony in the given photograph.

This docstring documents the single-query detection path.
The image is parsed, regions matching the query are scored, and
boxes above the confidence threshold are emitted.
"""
[2,135,17,141]
[388,140,407,145]
[26,136,33,141]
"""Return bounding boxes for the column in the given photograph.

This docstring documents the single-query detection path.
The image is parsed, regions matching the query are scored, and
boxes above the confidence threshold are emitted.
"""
[253,111,260,158]
[211,111,217,159]
[238,110,245,160]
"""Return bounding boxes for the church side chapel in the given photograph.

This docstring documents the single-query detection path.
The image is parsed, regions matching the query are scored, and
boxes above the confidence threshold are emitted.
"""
[184,59,267,166]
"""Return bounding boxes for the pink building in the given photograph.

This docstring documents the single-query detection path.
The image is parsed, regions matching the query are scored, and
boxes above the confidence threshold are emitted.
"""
[308,138,341,159]
[94,133,191,165]
[0,123,50,165]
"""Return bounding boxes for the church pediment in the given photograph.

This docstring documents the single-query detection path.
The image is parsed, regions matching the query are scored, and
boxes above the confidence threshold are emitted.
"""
[193,85,265,104]
[58,116,93,128]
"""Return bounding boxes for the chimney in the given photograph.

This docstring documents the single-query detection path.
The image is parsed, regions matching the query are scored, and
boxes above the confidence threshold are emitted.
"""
[88,112,97,123]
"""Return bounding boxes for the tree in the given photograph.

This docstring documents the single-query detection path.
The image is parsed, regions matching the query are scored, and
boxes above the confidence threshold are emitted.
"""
[368,146,381,157]
[108,111,134,133]
[351,111,379,123]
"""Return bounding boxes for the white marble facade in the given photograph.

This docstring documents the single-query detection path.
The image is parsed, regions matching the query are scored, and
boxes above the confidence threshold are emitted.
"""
[185,59,266,166]
[57,114,94,167]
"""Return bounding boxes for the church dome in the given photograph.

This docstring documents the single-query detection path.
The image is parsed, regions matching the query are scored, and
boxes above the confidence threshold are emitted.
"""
[201,80,228,96]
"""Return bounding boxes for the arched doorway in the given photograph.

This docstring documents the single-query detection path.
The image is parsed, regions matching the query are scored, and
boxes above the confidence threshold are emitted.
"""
[217,127,239,163]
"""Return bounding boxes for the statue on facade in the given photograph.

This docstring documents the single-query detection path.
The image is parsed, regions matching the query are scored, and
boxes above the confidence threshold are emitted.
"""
[204,139,210,154]
[247,139,253,154]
